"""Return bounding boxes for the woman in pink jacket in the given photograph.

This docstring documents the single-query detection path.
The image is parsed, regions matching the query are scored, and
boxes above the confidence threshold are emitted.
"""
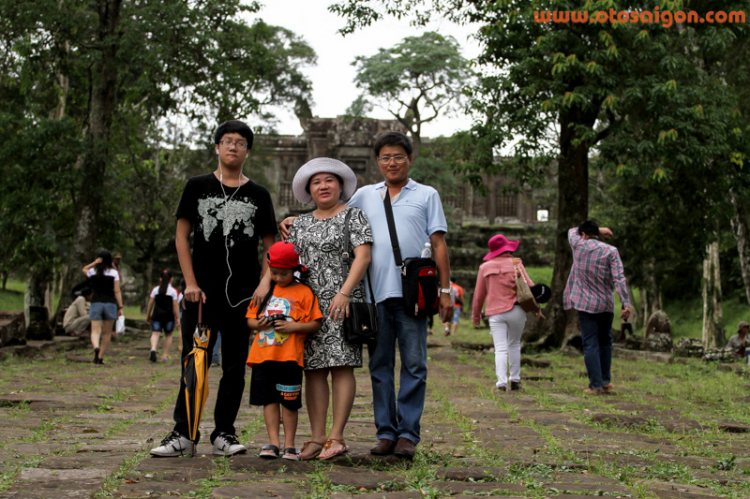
[473,234,543,391]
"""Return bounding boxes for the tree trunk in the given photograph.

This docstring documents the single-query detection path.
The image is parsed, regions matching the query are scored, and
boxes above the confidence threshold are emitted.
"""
[702,241,725,348]
[730,187,750,306]
[58,0,123,315]
[143,257,154,313]
[526,106,595,349]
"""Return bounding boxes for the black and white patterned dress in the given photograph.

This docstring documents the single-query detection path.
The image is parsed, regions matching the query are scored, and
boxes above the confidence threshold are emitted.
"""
[288,207,373,370]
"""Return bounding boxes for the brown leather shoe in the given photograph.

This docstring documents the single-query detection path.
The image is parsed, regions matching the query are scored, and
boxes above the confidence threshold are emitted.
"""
[393,438,416,459]
[370,438,396,456]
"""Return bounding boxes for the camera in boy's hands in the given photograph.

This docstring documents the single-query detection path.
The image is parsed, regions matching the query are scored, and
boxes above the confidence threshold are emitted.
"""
[268,314,289,323]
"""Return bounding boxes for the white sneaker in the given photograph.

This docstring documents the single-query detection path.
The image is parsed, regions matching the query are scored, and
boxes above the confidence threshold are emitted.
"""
[150,431,195,457]
[212,432,247,456]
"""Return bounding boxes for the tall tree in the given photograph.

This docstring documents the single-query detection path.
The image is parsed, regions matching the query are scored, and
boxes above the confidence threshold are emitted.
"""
[332,0,749,347]
[351,31,472,157]
[0,0,316,313]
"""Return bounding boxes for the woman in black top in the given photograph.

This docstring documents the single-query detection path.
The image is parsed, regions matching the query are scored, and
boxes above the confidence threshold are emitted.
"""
[82,250,123,364]
[146,270,181,362]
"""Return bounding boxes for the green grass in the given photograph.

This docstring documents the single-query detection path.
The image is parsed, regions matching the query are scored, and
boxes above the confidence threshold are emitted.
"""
[664,295,749,340]
[0,278,147,319]
[0,279,24,311]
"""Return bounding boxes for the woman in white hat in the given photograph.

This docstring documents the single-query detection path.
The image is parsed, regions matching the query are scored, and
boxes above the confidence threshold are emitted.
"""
[287,158,373,460]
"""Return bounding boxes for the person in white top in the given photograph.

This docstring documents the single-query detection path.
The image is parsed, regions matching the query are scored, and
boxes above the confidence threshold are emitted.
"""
[82,250,123,365]
[146,270,181,362]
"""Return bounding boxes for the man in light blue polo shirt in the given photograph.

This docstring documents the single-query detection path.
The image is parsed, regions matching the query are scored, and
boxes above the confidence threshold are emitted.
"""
[349,132,453,459]
[279,132,453,459]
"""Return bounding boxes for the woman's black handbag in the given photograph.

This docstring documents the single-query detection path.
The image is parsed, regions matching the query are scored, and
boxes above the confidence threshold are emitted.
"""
[340,209,378,347]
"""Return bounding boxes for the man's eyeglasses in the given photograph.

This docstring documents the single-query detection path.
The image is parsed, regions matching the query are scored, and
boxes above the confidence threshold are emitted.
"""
[219,140,248,151]
[377,155,408,165]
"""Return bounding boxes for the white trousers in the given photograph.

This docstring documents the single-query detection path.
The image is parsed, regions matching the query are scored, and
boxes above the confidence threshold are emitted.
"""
[488,305,527,387]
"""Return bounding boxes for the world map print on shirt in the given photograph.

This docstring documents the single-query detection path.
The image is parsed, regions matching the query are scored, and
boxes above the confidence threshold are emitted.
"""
[257,296,293,347]
[197,195,258,243]
[174,173,278,310]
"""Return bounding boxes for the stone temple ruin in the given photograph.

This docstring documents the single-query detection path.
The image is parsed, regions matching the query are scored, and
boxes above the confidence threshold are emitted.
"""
[254,116,550,225]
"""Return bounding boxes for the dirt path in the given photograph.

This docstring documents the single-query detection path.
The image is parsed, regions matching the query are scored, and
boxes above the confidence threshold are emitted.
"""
[0,331,748,498]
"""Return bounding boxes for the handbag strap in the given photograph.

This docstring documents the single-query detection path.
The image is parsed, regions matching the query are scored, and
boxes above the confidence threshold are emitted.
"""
[341,208,376,304]
[512,258,527,284]
[382,190,404,267]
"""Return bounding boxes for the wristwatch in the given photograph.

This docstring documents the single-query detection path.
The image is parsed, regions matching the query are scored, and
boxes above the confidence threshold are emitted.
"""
[440,288,452,295]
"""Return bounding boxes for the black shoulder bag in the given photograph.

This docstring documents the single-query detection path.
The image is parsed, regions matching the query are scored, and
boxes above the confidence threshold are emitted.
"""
[341,208,378,347]
[383,190,439,318]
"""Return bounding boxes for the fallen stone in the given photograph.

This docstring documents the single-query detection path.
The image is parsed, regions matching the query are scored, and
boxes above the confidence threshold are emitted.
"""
[435,466,508,481]
[327,468,403,490]
[42,454,126,470]
[451,341,494,351]
[702,348,734,363]
[228,455,313,474]
[434,481,527,494]
[674,338,704,358]
[18,468,109,481]
[520,358,551,368]
[717,421,750,433]
[590,413,650,428]
[638,480,720,498]
[544,481,632,494]
[642,311,672,352]
[211,482,307,498]
[352,492,424,499]
[113,481,196,498]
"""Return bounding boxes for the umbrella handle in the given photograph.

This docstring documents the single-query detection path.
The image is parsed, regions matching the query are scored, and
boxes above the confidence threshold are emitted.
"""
[198,300,203,324]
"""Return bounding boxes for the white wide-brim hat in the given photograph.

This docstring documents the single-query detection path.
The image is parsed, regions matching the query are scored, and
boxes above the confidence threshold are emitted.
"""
[292,157,358,206]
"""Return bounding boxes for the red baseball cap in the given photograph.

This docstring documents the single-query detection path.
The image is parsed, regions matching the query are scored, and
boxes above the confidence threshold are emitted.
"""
[267,241,305,270]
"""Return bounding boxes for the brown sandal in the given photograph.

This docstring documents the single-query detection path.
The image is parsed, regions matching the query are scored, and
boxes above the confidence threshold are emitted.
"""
[299,440,325,461]
[319,438,348,460]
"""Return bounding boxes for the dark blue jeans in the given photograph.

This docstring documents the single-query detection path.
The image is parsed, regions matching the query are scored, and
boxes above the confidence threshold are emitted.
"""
[578,311,614,390]
[369,298,428,444]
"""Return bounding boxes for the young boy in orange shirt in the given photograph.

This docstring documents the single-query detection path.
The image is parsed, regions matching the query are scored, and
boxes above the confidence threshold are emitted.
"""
[246,241,323,460]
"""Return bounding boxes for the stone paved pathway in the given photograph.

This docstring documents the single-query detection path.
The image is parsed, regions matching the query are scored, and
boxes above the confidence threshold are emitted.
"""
[1,329,749,498]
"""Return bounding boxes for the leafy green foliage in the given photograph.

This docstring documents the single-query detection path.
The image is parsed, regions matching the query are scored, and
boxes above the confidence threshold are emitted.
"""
[0,0,317,305]
[352,30,472,151]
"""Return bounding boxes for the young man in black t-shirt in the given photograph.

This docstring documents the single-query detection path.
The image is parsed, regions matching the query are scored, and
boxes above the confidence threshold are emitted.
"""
[151,120,278,457]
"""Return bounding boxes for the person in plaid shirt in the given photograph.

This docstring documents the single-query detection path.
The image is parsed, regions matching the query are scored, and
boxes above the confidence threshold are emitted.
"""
[564,220,631,395]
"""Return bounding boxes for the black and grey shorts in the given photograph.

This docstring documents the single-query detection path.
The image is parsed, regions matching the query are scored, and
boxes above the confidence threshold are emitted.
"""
[249,361,303,410]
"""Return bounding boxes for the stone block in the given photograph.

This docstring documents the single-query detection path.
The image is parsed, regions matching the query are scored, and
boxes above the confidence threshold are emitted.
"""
[674,338,704,358]
[643,311,672,351]
[26,306,54,341]
[0,311,26,347]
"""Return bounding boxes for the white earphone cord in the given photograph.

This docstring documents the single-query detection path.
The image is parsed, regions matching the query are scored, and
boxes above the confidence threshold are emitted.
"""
[219,162,254,308]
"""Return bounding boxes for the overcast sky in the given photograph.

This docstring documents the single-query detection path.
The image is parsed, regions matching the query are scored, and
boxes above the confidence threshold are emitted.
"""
[246,1,483,139]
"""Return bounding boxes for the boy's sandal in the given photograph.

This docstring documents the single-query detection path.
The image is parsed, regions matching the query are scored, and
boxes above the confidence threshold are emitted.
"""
[602,383,614,393]
[259,444,280,459]
[299,440,325,461]
[281,447,300,461]
[583,388,603,395]
[318,438,348,461]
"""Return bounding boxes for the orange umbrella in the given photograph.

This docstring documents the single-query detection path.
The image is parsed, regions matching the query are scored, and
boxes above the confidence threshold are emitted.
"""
[183,302,212,442]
